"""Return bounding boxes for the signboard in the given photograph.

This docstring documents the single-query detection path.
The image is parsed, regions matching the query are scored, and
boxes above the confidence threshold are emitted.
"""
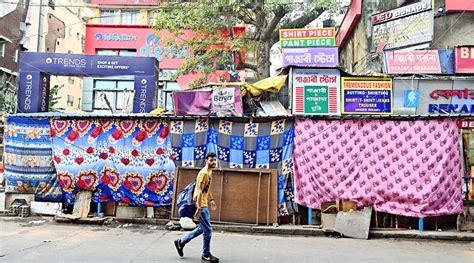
[372,1,431,24]
[371,2,433,52]
[455,46,474,73]
[458,119,474,129]
[341,77,393,114]
[211,87,238,116]
[428,87,474,114]
[279,28,335,48]
[85,25,190,69]
[173,87,243,117]
[282,47,338,67]
[18,52,157,113]
[292,68,340,115]
[384,50,441,74]
[445,0,474,12]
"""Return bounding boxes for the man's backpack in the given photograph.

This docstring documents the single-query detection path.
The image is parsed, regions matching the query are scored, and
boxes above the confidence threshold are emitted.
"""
[177,179,197,218]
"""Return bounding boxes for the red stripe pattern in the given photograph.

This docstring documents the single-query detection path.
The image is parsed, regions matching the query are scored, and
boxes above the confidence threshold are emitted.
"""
[295,87,304,113]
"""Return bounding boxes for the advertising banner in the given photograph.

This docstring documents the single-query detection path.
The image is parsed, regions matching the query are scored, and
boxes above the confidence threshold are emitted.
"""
[371,2,433,52]
[173,88,243,117]
[292,68,340,115]
[20,52,155,76]
[279,28,335,48]
[384,50,441,74]
[133,75,155,113]
[455,46,474,73]
[342,77,393,114]
[282,47,338,67]
[18,52,157,113]
[18,71,42,114]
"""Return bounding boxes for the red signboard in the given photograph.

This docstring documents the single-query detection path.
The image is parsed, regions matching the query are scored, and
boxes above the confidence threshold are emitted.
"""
[384,50,441,74]
[85,25,191,69]
[90,0,157,5]
[455,46,474,73]
[446,0,474,12]
[336,0,362,47]
[457,119,474,129]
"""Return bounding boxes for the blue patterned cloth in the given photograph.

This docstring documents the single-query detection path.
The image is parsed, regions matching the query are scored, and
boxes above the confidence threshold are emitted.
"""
[171,119,209,168]
[171,119,298,216]
[4,117,62,201]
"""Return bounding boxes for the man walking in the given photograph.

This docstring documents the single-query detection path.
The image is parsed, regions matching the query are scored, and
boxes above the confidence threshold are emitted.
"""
[175,152,219,262]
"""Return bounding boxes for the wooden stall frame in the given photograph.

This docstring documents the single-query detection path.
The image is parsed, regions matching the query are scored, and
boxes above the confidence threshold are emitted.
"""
[171,167,276,226]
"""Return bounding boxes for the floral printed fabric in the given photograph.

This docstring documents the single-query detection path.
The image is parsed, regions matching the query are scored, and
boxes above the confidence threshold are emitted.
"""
[50,118,175,206]
[293,119,463,218]
[3,117,62,201]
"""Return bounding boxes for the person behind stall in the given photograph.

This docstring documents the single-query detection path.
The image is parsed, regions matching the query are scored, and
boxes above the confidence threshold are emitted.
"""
[174,152,219,262]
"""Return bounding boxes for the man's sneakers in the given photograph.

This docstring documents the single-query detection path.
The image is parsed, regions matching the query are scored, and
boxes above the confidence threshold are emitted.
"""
[174,239,184,257]
[201,253,219,262]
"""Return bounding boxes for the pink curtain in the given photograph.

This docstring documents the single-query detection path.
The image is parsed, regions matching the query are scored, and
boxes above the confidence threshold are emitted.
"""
[293,119,463,217]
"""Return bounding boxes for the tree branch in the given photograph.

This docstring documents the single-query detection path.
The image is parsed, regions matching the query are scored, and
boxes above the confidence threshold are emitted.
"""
[237,10,256,26]
[270,7,326,44]
[262,5,287,41]
[237,61,258,72]
[236,50,257,72]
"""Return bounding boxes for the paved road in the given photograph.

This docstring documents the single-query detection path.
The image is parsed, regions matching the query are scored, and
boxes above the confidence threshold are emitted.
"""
[0,220,473,262]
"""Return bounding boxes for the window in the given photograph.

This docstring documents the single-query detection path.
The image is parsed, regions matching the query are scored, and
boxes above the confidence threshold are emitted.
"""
[67,95,74,107]
[97,49,117,56]
[122,10,139,25]
[147,10,156,25]
[97,49,136,56]
[0,42,5,57]
[93,80,134,111]
[119,49,136,57]
[14,49,18,62]
[100,10,118,24]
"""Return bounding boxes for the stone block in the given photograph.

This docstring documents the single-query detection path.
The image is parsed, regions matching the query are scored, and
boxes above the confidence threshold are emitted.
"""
[115,206,146,218]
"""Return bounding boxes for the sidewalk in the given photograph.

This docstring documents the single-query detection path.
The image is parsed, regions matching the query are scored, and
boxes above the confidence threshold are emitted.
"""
[1,215,473,242]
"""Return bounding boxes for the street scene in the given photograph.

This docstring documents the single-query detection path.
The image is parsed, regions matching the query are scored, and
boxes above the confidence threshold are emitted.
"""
[1,0,474,262]
[1,219,473,262]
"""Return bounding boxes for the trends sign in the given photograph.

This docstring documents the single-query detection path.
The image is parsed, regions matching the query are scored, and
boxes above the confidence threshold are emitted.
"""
[18,52,157,113]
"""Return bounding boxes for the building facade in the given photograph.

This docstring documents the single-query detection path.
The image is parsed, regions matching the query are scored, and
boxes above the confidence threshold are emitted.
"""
[0,0,85,114]
[336,0,474,75]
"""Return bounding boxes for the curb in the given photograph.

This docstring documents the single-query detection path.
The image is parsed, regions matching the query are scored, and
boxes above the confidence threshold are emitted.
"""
[2,216,473,241]
[370,230,474,242]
